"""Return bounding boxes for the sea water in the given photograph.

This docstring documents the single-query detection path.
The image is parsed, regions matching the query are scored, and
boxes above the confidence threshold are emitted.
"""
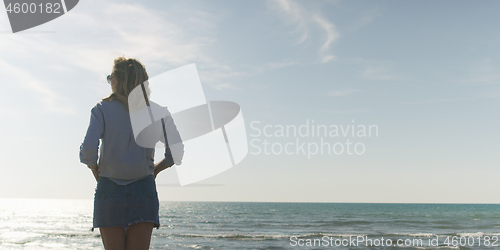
[1,199,499,249]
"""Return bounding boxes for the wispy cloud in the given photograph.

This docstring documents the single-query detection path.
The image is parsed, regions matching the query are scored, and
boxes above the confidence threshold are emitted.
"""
[0,59,75,115]
[0,0,247,104]
[345,58,399,81]
[268,0,309,45]
[267,0,339,63]
[326,89,360,97]
[0,0,226,72]
[401,94,499,105]
[265,59,300,70]
[2,0,334,95]
[64,1,257,91]
[350,9,382,31]
[199,68,243,90]
[462,59,500,85]
[361,65,396,81]
[240,59,300,74]
[201,59,301,90]
[301,108,371,114]
[57,1,221,75]
[312,14,339,63]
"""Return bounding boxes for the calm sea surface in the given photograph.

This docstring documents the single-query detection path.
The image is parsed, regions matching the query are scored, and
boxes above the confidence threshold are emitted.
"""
[0,199,499,249]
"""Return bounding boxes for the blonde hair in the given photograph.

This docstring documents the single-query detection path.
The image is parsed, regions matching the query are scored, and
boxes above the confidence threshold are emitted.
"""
[102,57,150,110]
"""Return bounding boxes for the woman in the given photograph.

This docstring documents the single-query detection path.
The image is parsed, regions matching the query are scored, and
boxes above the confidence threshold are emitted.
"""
[79,57,183,250]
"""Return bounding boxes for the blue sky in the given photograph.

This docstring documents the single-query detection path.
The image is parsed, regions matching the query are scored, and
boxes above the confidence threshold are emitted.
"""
[0,0,498,203]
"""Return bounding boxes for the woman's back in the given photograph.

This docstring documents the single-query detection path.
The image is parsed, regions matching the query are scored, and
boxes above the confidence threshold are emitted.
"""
[80,99,156,181]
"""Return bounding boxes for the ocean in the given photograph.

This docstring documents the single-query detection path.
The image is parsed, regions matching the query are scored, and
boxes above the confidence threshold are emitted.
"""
[0,199,499,249]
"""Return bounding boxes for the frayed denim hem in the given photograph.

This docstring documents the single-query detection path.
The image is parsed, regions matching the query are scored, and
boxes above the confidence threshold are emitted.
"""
[90,221,160,232]
[126,220,160,232]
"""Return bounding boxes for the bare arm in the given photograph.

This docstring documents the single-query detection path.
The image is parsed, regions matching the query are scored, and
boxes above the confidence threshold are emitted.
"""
[88,164,99,182]
[154,157,174,179]
[153,113,183,179]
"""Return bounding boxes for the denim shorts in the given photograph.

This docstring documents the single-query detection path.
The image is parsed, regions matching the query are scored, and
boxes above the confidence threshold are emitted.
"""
[92,174,160,231]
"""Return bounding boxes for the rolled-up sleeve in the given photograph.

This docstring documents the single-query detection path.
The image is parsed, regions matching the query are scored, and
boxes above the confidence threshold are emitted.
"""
[160,114,184,165]
[79,104,104,166]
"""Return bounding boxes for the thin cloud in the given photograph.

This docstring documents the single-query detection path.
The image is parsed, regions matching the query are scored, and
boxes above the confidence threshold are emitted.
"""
[0,0,246,102]
[350,9,382,31]
[326,89,360,97]
[346,58,399,81]
[265,59,300,70]
[343,58,403,82]
[268,0,339,63]
[0,59,75,115]
[462,59,500,85]
[201,59,301,90]
[302,108,371,114]
[312,14,338,63]
[269,0,309,45]
[240,59,300,75]
[361,66,396,81]
[0,0,226,75]
[58,1,220,74]
[401,94,499,105]
[2,0,325,94]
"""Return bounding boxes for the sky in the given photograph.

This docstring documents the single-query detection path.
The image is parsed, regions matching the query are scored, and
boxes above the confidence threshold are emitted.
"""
[0,0,499,203]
